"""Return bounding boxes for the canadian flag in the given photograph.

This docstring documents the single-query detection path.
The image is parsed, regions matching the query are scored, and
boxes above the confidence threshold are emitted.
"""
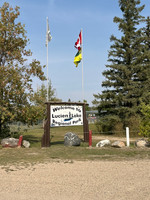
[74,31,82,50]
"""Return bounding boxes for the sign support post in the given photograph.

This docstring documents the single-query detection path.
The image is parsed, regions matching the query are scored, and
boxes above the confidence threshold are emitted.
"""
[41,103,50,147]
[83,103,89,142]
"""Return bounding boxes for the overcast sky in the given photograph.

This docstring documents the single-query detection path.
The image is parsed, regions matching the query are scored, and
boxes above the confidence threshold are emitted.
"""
[1,0,150,105]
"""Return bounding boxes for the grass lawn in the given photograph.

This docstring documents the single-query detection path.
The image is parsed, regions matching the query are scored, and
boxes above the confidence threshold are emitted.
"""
[0,124,150,168]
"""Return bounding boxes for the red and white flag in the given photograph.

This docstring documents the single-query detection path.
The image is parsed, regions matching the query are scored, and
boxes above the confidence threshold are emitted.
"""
[74,31,82,50]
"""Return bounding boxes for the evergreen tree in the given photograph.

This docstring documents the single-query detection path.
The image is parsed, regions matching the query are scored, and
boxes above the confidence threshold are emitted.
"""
[93,0,149,132]
[139,16,150,103]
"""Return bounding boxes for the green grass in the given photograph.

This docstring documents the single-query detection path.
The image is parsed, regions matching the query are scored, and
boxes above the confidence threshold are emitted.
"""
[0,124,150,169]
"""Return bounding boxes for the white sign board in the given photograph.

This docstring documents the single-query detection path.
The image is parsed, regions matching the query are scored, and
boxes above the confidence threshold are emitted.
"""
[50,105,83,127]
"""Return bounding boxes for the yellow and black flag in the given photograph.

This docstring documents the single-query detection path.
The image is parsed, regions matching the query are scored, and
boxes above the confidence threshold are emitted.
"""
[74,50,82,67]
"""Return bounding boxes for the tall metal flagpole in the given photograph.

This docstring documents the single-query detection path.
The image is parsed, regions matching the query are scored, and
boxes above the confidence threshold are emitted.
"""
[46,17,52,101]
[81,28,84,102]
[46,17,49,102]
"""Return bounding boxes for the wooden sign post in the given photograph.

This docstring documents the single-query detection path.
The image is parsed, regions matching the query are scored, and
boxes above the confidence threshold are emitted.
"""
[41,102,89,147]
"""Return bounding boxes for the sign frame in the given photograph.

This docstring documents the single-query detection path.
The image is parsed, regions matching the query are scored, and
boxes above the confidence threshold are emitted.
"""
[41,102,89,147]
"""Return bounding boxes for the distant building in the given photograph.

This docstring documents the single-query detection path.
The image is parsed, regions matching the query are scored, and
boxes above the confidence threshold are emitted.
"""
[86,110,99,124]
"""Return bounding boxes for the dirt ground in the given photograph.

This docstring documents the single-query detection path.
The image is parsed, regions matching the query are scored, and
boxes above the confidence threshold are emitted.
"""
[0,159,150,200]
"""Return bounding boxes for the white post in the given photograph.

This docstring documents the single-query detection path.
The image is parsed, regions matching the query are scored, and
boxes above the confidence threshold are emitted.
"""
[126,127,130,147]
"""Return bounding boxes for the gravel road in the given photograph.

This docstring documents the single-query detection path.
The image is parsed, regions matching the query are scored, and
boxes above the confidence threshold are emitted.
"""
[0,160,150,200]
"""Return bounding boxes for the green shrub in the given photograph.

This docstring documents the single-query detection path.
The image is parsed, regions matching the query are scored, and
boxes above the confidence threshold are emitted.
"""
[0,124,10,138]
[112,121,124,136]
[96,115,122,135]
[124,115,141,137]
[139,103,150,140]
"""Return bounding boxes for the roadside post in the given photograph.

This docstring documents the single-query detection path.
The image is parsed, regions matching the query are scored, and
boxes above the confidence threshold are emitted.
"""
[18,135,23,147]
[89,130,92,147]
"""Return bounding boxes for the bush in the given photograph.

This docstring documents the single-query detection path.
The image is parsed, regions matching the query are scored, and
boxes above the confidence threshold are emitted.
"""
[139,103,150,140]
[124,115,141,137]
[0,124,11,138]
[96,115,122,135]
[95,114,141,137]
[112,121,124,136]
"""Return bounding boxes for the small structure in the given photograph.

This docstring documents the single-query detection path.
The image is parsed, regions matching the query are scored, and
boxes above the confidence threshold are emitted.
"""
[41,102,89,147]
[86,110,99,124]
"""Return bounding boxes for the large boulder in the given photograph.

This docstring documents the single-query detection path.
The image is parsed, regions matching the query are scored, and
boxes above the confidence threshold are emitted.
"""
[111,141,125,148]
[64,132,81,146]
[96,139,111,147]
[135,139,150,147]
[1,138,19,148]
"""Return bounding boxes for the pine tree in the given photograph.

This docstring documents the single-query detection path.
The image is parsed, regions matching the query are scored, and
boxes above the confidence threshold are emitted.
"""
[139,16,150,103]
[93,0,149,132]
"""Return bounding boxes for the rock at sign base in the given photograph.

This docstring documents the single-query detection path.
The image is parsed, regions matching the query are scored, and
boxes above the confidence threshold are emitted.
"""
[1,138,19,148]
[22,140,30,148]
[96,139,111,147]
[135,139,150,147]
[111,141,125,148]
[64,132,81,146]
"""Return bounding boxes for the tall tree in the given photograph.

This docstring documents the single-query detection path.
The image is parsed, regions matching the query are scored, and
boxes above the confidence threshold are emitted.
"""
[0,3,46,136]
[139,16,150,103]
[93,0,149,132]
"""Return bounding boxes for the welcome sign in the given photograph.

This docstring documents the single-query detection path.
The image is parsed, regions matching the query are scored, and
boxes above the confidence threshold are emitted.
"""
[50,105,83,127]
